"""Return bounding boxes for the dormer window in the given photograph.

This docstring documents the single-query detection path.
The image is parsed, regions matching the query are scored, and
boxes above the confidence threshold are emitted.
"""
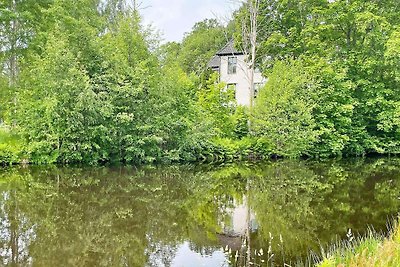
[228,56,237,74]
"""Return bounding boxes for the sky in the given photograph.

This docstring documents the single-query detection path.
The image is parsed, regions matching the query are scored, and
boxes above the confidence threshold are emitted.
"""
[140,0,242,42]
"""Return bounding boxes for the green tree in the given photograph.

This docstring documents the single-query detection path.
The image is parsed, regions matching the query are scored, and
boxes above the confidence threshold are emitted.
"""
[17,33,99,163]
[178,19,228,75]
[251,61,318,157]
[197,73,236,138]
[253,0,400,157]
[0,0,54,124]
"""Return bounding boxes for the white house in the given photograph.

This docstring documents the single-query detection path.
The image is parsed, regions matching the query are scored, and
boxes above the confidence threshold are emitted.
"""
[208,40,266,106]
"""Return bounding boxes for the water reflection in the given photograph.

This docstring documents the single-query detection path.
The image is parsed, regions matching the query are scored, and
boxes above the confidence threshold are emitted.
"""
[0,158,399,266]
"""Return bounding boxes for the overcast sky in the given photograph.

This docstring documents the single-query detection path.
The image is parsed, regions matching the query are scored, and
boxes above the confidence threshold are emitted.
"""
[140,0,241,42]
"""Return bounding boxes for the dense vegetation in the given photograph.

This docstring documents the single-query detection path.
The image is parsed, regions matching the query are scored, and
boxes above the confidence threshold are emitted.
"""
[1,0,400,164]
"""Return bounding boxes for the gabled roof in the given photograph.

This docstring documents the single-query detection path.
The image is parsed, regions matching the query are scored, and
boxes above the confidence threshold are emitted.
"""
[207,55,221,69]
[216,40,244,56]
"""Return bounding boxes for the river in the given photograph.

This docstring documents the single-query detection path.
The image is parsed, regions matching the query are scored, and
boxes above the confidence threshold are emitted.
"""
[0,158,399,266]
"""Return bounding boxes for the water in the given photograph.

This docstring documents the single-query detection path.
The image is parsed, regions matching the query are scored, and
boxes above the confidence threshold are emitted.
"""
[0,158,400,266]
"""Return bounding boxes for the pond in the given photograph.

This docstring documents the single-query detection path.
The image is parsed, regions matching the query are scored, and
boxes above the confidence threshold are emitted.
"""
[0,158,400,266]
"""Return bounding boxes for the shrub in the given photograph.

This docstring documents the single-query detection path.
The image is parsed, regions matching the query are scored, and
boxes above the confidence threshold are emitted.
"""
[251,60,319,158]
[0,127,25,165]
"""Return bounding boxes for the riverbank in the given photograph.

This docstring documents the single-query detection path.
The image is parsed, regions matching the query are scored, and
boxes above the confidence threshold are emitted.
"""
[0,131,270,165]
[318,219,400,267]
[2,126,400,166]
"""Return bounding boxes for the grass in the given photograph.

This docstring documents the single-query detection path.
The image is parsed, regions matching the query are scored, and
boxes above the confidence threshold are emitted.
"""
[317,219,400,267]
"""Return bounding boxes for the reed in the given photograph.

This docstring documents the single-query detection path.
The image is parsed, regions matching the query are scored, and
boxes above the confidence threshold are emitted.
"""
[317,218,400,267]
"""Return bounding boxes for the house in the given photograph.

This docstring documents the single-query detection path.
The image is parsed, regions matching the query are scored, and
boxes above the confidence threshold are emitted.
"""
[207,40,266,106]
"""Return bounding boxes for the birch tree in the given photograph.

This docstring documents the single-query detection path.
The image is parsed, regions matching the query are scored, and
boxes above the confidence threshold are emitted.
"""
[1,0,19,87]
[234,0,261,109]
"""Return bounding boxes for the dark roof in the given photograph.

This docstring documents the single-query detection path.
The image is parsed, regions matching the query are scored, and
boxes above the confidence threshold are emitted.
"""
[216,40,244,56]
[207,55,220,68]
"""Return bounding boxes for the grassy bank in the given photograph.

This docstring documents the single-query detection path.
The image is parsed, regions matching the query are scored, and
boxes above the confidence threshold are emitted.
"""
[318,220,400,267]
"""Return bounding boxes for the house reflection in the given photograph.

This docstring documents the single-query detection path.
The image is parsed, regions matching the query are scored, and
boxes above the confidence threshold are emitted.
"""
[218,197,258,251]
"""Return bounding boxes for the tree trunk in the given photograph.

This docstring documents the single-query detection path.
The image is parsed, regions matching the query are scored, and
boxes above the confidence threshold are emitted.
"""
[248,0,259,110]
[9,0,19,127]
[9,0,18,87]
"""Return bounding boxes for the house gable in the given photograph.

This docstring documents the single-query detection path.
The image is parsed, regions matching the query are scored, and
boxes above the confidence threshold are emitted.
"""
[216,40,244,56]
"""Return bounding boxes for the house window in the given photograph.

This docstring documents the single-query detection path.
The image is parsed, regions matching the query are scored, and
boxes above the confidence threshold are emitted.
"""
[254,83,263,98]
[228,57,237,74]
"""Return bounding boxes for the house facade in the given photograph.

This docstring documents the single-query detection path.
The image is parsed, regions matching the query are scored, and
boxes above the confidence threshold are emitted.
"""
[208,41,266,106]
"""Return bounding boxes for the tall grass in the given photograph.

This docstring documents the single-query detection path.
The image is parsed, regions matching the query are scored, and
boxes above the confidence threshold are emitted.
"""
[317,218,400,267]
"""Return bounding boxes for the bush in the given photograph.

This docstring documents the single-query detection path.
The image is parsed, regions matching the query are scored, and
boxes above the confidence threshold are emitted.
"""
[0,128,25,165]
[251,60,319,158]
[187,137,273,163]
[233,106,249,139]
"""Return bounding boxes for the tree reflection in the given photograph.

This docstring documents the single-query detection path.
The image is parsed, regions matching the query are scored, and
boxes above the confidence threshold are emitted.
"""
[0,158,399,266]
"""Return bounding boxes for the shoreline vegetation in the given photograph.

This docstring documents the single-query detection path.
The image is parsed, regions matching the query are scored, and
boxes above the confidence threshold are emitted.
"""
[317,218,400,267]
[2,124,400,166]
[1,1,400,166]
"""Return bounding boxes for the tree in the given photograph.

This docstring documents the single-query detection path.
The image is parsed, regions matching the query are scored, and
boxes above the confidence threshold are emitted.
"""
[0,0,53,124]
[178,19,228,75]
[17,33,97,163]
[13,0,208,164]
[196,73,236,138]
[252,0,400,157]
[232,0,263,109]
[251,61,318,157]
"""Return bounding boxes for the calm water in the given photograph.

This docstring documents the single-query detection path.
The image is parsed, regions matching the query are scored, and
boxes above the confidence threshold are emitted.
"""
[1,158,400,266]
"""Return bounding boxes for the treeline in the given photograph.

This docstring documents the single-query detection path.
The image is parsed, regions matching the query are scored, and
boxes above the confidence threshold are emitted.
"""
[1,0,400,164]
[252,0,400,158]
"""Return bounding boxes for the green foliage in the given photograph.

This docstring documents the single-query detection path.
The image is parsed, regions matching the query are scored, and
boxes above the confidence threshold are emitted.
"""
[196,73,236,138]
[0,76,11,122]
[18,32,97,164]
[246,0,400,158]
[13,4,187,164]
[154,56,197,162]
[305,59,356,158]
[233,106,249,139]
[177,19,228,74]
[1,0,400,164]
[10,8,245,164]
[0,127,24,164]
[251,61,318,157]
